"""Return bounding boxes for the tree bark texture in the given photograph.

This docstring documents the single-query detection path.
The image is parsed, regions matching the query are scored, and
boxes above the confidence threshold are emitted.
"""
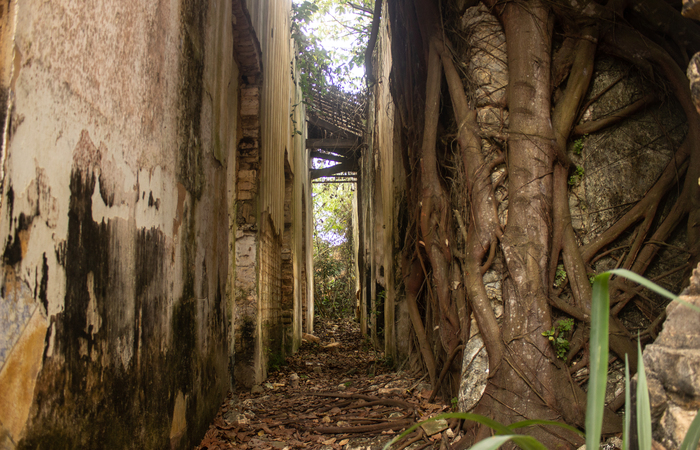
[383,0,699,446]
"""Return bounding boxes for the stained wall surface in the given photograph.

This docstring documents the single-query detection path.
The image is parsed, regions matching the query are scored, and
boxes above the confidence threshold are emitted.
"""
[359,1,407,360]
[233,0,310,388]
[0,0,313,448]
[0,0,312,446]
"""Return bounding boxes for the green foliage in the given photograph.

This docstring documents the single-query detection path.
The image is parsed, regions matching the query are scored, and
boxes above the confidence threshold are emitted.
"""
[568,165,585,186]
[680,413,700,450]
[572,135,587,155]
[380,354,394,368]
[267,350,287,372]
[624,354,631,450]
[382,413,582,450]
[291,0,373,96]
[588,269,700,450]
[291,1,334,96]
[373,289,386,317]
[542,318,574,359]
[313,182,356,318]
[554,264,567,288]
[636,340,652,450]
[383,269,700,450]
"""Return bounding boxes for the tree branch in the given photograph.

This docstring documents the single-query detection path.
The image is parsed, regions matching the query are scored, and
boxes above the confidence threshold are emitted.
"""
[348,2,374,15]
[365,0,383,86]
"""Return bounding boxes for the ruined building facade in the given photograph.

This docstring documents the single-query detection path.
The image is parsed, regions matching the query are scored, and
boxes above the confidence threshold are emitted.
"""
[0,1,313,448]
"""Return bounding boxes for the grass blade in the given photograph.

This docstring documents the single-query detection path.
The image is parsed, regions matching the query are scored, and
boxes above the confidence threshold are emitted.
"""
[607,269,700,312]
[608,269,677,301]
[623,354,631,450]
[636,340,652,450]
[467,435,549,450]
[609,269,700,312]
[669,296,700,314]
[679,409,700,450]
[507,419,583,436]
[465,435,513,450]
[587,272,611,449]
[381,412,512,450]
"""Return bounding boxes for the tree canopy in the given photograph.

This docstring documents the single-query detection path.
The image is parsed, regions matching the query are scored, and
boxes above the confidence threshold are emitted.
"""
[292,0,374,94]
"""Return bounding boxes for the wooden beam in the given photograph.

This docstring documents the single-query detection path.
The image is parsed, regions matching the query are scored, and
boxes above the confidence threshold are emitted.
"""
[307,139,359,150]
[312,179,357,184]
[310,151,350,163]
[310,161,357,180]
[307,114,361,139]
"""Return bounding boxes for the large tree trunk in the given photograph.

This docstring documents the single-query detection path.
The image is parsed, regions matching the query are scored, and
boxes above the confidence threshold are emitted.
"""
[384,0,698,446]
[470,3,588,446]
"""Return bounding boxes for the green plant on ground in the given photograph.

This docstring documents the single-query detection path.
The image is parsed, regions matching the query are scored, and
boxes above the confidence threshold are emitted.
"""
[573,135,587,155]
[568,165,585,186]
[267,347,287,372]
[587,269,700,450]
[542,318,574,360]
[383,269,700,450]
[554,264,567,288]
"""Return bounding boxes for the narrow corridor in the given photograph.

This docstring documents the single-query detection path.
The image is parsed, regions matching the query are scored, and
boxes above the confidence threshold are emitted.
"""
[195,319,457,450]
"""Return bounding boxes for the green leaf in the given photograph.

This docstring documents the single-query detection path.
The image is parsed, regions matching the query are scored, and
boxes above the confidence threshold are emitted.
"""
[623,354,631,450]
[678,408,700,450]
[381,412,513,450]
[637,340,652,450]
[586,272,611,450]
[672,296,700,314]
[467,435,548,450]
[607,269,679,302]
[587,269,699,450]
[507,419,584,436]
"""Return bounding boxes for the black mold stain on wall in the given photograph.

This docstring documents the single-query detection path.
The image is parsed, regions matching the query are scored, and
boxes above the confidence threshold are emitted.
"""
[13,0,233,445]
[18,130,228,449]
[38,252,49,314]
[177,0,207,199]
[3,212,30,265]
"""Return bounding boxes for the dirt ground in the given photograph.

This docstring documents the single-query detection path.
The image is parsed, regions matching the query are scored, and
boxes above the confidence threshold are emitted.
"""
[195,318,460,450]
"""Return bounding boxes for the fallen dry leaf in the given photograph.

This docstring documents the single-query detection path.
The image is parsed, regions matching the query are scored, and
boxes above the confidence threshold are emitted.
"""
[194,318,453,450]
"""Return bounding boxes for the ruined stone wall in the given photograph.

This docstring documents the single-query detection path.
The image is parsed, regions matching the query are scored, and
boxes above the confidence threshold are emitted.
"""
[281,171,294,353]
[259,211,282,366]
[644,263,700,449]
[0,0,238,448]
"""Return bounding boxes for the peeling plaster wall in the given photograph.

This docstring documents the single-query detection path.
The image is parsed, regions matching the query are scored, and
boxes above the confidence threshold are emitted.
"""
[255,0,294,380]
[375,4,400,359]
[289,59,311,347]
[0,0,237,448]
[233,0,306,388]
[359,2,407,359]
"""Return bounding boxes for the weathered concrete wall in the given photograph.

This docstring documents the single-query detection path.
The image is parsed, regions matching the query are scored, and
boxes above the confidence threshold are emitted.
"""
[292,67,313,339]
[359,1,407,360]
[0,0,238,448]
[233,0,311,388]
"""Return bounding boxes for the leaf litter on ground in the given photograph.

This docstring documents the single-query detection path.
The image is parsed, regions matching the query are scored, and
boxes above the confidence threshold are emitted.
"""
[195,318,459,450]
